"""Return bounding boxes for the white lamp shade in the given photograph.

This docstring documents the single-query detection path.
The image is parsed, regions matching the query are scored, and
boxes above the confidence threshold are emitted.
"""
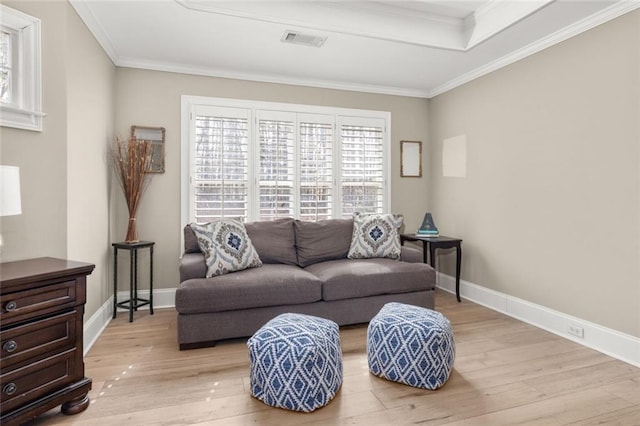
[0,165,22,216]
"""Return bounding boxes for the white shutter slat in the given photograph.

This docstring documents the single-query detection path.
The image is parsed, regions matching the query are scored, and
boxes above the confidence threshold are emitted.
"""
[300,121,333,221]
[194,114,249,222]
[340,123,385,217]
[259,118,295,220]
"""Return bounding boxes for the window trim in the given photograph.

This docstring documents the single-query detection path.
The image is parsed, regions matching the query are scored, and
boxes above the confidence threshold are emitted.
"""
[0,5,44,132]
[181,95,391,234]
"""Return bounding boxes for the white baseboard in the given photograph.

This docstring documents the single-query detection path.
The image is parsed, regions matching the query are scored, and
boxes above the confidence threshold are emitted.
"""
[114,288,177,310]
[83,288,177,355]
[83,298,113,355]
[436,272,640,368]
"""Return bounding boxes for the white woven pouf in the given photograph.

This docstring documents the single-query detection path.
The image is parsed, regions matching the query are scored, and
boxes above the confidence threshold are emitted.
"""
[367,302,455,389]
[247,313,343,412]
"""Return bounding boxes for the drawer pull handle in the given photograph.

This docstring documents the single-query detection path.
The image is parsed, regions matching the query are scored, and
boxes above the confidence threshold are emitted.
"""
[3,383,17,396]
[5,301,17,312]
[3,340,17,353]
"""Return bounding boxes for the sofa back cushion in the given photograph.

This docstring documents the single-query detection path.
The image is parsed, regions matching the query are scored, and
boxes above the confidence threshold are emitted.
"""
[184,218,298,265]
[245,218,298,265]
[294,219,353,267]
[184,224,201,253]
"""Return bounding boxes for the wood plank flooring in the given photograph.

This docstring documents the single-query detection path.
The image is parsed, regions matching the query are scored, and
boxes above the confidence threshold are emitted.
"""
[29,290,640,425]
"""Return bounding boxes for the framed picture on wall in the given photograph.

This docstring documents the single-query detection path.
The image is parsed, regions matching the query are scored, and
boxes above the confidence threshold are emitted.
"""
[400,140,422,177]
[131,125,165,173]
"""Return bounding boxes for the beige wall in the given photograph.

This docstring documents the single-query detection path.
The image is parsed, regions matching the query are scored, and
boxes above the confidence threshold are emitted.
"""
[65,4,116,318]
[429,11,640,337]
[114,69,430,292]
[1,1,68,261]
[0,1,116,321]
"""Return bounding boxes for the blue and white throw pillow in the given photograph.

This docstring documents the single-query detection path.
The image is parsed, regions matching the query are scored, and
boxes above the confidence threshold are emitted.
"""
[347,212,403,260]
[190,219,262,277]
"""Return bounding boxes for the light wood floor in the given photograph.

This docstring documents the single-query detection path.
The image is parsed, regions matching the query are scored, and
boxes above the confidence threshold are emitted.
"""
[30,290,639,425]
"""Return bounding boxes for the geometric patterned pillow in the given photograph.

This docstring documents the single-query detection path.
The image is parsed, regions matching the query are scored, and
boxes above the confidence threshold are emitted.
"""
[347,212,403,260]
[189,219,262,278]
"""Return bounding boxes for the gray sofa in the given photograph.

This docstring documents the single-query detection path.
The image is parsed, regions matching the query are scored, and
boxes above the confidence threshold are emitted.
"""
[176,218,436,350]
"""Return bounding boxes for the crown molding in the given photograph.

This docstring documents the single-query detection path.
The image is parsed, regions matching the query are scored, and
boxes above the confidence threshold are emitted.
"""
[69,0,119,65]
[116,57,431,99]
[429,0,640,98]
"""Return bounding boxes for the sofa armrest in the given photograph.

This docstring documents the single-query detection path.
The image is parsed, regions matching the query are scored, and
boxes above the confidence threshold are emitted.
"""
[180,252,207,282]
[400,246,423,263]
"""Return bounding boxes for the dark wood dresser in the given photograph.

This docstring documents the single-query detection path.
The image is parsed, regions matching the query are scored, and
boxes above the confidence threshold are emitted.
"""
[0,257,95,425]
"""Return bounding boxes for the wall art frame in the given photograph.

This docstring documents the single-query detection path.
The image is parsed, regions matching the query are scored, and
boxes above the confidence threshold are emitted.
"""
[131,125,165,173]
[400,140,422,177]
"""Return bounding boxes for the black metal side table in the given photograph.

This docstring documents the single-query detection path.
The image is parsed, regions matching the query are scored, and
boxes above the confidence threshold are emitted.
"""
[112,241,154,322]
[400,234,463,302]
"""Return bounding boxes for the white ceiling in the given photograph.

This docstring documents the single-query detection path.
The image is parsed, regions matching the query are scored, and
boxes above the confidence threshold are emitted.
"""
[71,0,639,98]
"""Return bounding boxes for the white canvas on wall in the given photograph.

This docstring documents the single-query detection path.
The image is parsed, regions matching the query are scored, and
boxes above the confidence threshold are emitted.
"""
[442,134,467,177]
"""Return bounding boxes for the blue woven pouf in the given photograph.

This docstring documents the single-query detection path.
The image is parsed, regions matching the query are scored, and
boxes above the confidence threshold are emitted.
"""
[247,313,343,412]
[367,302,455,389]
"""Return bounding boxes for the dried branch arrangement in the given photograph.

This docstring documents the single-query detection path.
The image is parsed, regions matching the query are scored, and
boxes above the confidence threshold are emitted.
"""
[110,136,153,242]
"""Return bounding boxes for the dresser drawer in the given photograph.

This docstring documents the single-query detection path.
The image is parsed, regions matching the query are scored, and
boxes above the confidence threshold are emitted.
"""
[0,348,78,413]
[1,310,77,370]
[0,280,77,325]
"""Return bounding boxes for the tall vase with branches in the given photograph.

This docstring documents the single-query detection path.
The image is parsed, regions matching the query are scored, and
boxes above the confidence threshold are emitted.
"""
[110,136,154,243]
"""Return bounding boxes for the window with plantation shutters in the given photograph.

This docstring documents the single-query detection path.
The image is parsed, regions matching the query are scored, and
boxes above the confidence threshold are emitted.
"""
[299,116,333,221]
[339,118,385,217]
[258,114,295,219]
[192,107,249,223]
[183,97,390,226]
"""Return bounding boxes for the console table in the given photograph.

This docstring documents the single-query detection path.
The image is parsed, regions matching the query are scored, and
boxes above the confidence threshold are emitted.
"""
[401,235,463,302]
[0,257,94,426]
[113,241,154,322]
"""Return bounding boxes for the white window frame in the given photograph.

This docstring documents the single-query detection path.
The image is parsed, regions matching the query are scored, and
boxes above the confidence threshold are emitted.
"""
[0,5,44,131]
[181,95,391,230]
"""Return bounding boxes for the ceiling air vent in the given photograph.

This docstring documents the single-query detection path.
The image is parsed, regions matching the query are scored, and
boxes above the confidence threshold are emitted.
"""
[281,30,326,47]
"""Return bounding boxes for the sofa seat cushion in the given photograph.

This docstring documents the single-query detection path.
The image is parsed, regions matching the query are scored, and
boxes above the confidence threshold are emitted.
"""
[176,264,322,314]
[304,259,436,302]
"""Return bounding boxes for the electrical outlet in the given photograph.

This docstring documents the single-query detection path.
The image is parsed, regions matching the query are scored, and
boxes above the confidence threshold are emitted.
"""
[568,324,584,338]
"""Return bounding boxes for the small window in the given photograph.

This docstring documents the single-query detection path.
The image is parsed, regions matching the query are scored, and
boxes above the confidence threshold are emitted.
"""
[1,30,12,103]
[0,5,44,131]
